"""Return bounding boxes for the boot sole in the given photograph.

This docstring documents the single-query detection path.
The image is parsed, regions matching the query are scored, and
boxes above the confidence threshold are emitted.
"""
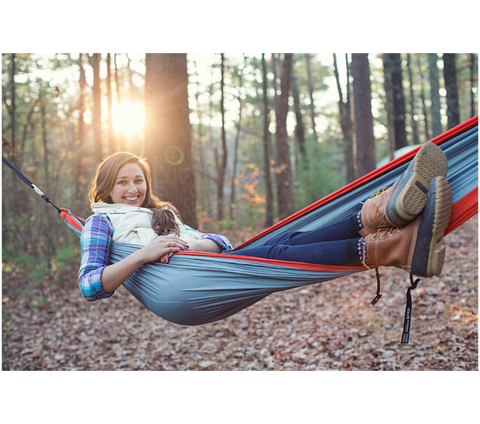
[386,142,448,227]
[411,176,452,277]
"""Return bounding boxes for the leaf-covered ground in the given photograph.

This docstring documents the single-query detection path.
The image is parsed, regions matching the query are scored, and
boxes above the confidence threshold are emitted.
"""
[2,216,477,371]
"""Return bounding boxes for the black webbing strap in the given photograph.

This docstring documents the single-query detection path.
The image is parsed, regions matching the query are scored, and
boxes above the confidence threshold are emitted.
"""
[370,269,420,343]
[371,268,383,305]
[2,156,61,212]
[401,274,420,344]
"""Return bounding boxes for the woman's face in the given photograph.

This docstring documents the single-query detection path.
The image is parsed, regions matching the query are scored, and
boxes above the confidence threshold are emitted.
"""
[109,162,147,207]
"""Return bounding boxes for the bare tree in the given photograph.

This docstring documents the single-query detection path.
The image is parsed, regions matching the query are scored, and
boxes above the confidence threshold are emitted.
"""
[384,53,407,149]
[88,53,103,163]
[272,53,295,220]
[470,54,477,118]
[333,53,355,182]
[304,54,318,142]
[106,53,115,155]
[216,53,228,222]
[428,53,443,137]
[145,53,197,227]
[262,54,274,227]
[406,53,420,145]
[229,57,245,221]
[443,53,460,129]
[351,53,376,178]
[383,53,396,161]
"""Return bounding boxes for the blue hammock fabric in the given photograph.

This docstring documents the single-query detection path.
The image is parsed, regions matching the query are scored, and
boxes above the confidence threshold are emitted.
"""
[64,118,478,326]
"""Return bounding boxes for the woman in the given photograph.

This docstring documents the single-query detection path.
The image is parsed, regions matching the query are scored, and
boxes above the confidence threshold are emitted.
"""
[79,143,452,303]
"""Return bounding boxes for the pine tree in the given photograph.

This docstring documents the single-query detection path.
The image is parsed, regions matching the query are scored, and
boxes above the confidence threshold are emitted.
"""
[351,53,376,177]
[145,53,197,227]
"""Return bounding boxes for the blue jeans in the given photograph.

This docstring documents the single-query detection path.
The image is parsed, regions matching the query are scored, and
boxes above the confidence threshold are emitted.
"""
[227,214,362,266]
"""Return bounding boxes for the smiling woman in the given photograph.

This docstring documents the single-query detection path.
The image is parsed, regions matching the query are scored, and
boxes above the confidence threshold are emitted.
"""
[111,100,146,137]
[109,162,147,207]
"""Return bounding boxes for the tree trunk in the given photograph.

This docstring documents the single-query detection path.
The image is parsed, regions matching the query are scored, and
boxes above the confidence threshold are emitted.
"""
[114,54,126,151]
[274,53,295,220]
[74,53,87,211]
[0,52,5,250]
[10,53,16,164]
[291,67,306,160]
[145,53,197,227]
[229,57,245,221]
[40,96,50,191]
[39,91,56,274]
[470,54,476,118]
[416,54,430,142]
[406,54,420,145]
[216,53,228,222]
[383,53,396,161]
[333,53,355,182]
[443,53,460,130]
[89,53,103,163]
[262,54,274,228]
[106,53,115,155]
[351,53,376,178]
[428,53,443,137]
[77,54,86,149]
[304,54,318,142]
[114,53,121,104]
[385,53,408,149]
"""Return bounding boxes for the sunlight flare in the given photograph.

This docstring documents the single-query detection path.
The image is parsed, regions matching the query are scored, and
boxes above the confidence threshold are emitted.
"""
[112,100,146,137]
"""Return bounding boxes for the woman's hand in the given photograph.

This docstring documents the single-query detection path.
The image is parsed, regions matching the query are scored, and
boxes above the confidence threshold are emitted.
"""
[140,237,222,266]
[140,235,189,264]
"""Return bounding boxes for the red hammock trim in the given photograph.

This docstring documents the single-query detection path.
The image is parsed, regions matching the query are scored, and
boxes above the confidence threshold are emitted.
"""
[60,208,85,232]
[445,187,478,236]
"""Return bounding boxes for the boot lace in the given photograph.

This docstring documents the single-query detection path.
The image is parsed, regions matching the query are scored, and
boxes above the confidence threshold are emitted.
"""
[370,226,401,240]
[360,187,389,206]
[369,186,389,200]
[361,226,401,269]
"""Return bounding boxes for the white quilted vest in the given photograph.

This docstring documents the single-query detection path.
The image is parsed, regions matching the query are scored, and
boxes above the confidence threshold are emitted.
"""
[91,203,202,246]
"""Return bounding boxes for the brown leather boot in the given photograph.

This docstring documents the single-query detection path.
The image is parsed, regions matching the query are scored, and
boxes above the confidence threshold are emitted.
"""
[363,176,452,277]
[360,142,448,236]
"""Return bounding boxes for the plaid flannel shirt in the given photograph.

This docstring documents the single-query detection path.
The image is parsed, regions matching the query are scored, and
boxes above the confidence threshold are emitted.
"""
[78,214,115,301]
[78,214,232,302]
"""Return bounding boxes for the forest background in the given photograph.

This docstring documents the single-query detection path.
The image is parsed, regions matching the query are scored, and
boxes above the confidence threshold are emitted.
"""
[2,53,477,287]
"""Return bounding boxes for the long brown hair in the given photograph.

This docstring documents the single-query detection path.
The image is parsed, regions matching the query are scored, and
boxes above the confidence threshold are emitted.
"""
[88,152,182,236]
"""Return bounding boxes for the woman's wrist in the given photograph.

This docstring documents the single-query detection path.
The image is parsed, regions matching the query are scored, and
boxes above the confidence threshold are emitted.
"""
[189,239,222,253]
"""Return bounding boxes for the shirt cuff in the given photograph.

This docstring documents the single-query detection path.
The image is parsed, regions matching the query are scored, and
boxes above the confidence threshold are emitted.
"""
[201,233,233,253]
[79,267,115,301]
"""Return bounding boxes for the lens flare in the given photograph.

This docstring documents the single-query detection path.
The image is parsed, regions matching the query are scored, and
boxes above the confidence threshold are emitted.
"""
[164,146,184,165]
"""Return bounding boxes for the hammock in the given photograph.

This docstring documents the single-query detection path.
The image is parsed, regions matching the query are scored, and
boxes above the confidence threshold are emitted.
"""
[4,117,478,333]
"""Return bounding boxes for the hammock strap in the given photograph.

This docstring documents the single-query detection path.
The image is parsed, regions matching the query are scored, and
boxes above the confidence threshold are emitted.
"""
[2,156,61,213]
[401,274,421,344]
[371,268,383,305]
